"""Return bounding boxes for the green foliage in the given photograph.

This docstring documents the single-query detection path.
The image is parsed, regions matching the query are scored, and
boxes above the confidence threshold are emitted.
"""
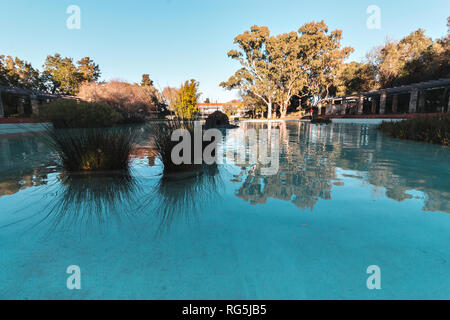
[140,74,153,87]
[241,91,266,118]
[43,54,82,95]
[174,79,201,119]
[44,127,139,172]
[0,55,45,91]
[335,62,378,95]
[221,102,235,117]
[77,57,101,83]
[42,54,101,95]
[39,99,121,128]
[378,114,450,146]
[0,53,101,95]
[338,18,450,94]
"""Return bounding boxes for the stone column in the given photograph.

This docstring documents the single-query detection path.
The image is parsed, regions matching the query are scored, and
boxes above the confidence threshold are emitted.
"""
[409,88,419,113]
[357,95,364,115]
[341,100,346,115]
[17,97,25,115]
[325,102,331,115]
[379,91,387,114]
[317,102,322,115]
[392,94,398,113]
[440,88,448,113]
[0,89,4,117]
[331,101,336,115]
[371,98,377,114]
[418,90,425,113]
[447,95,450,113]
[30,95,39,115]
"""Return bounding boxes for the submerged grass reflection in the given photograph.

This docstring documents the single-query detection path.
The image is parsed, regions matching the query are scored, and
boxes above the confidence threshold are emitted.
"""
[140,163,223,233]
[32,171,142,233]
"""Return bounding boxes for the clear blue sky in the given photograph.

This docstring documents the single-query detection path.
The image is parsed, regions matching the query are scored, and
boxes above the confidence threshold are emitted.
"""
[1,0,448,101]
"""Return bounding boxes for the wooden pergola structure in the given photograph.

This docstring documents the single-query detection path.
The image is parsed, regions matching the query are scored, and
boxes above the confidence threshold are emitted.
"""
[318,78,450,116]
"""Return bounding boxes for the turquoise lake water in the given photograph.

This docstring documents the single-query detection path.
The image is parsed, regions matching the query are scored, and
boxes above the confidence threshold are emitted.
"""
[0,121,449,299]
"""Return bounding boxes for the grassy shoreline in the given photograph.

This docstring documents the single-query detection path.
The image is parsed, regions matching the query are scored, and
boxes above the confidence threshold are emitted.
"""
[378,114,450,146]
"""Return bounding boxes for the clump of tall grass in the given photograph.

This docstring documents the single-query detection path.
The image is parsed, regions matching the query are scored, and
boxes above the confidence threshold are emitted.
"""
[378,114,450,146]
[146,120,217,174]
[44,126,139,172]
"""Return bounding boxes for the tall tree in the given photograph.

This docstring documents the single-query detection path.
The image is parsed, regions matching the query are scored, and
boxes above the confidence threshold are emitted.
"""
[335,61,377,95]
[140,74,153,87]
[296,21,353,104]
[338,18,450,94]
[220,26,277,118]
[376,29,432,87]
[77,57,101,83]
[241,90,267,118]
[222,23,352,118]
[174,79,201,119]
[162,87,179,112]
[268,31,307,118]
[43,54,82,95]
[0,55,44,90]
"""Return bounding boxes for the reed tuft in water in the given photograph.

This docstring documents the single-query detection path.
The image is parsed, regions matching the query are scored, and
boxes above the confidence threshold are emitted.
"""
[146,120,214,174]
[44,126,139,172]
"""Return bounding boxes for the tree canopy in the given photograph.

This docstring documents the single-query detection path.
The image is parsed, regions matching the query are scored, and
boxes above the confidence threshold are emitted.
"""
[0,53,101,95]
[174,79,201,119]
[141,74,154,87]
[221,21,352,118]
[336,17,449,95]
[0,55,44,91]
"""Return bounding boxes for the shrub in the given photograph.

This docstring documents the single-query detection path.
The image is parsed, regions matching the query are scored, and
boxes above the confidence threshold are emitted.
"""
[311,117,332,124]
[378,114,450,146]
[39,99,122,128]
[78,81,165,122]
[44,126,139,172]
[205,111,230,128]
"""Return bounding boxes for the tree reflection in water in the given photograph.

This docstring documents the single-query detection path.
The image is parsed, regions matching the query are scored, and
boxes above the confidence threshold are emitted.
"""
[1,121,448,236]
[230,121,449,213]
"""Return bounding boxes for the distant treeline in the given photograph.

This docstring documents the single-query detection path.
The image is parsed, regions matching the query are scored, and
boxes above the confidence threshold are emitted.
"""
[0,54,100,95]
